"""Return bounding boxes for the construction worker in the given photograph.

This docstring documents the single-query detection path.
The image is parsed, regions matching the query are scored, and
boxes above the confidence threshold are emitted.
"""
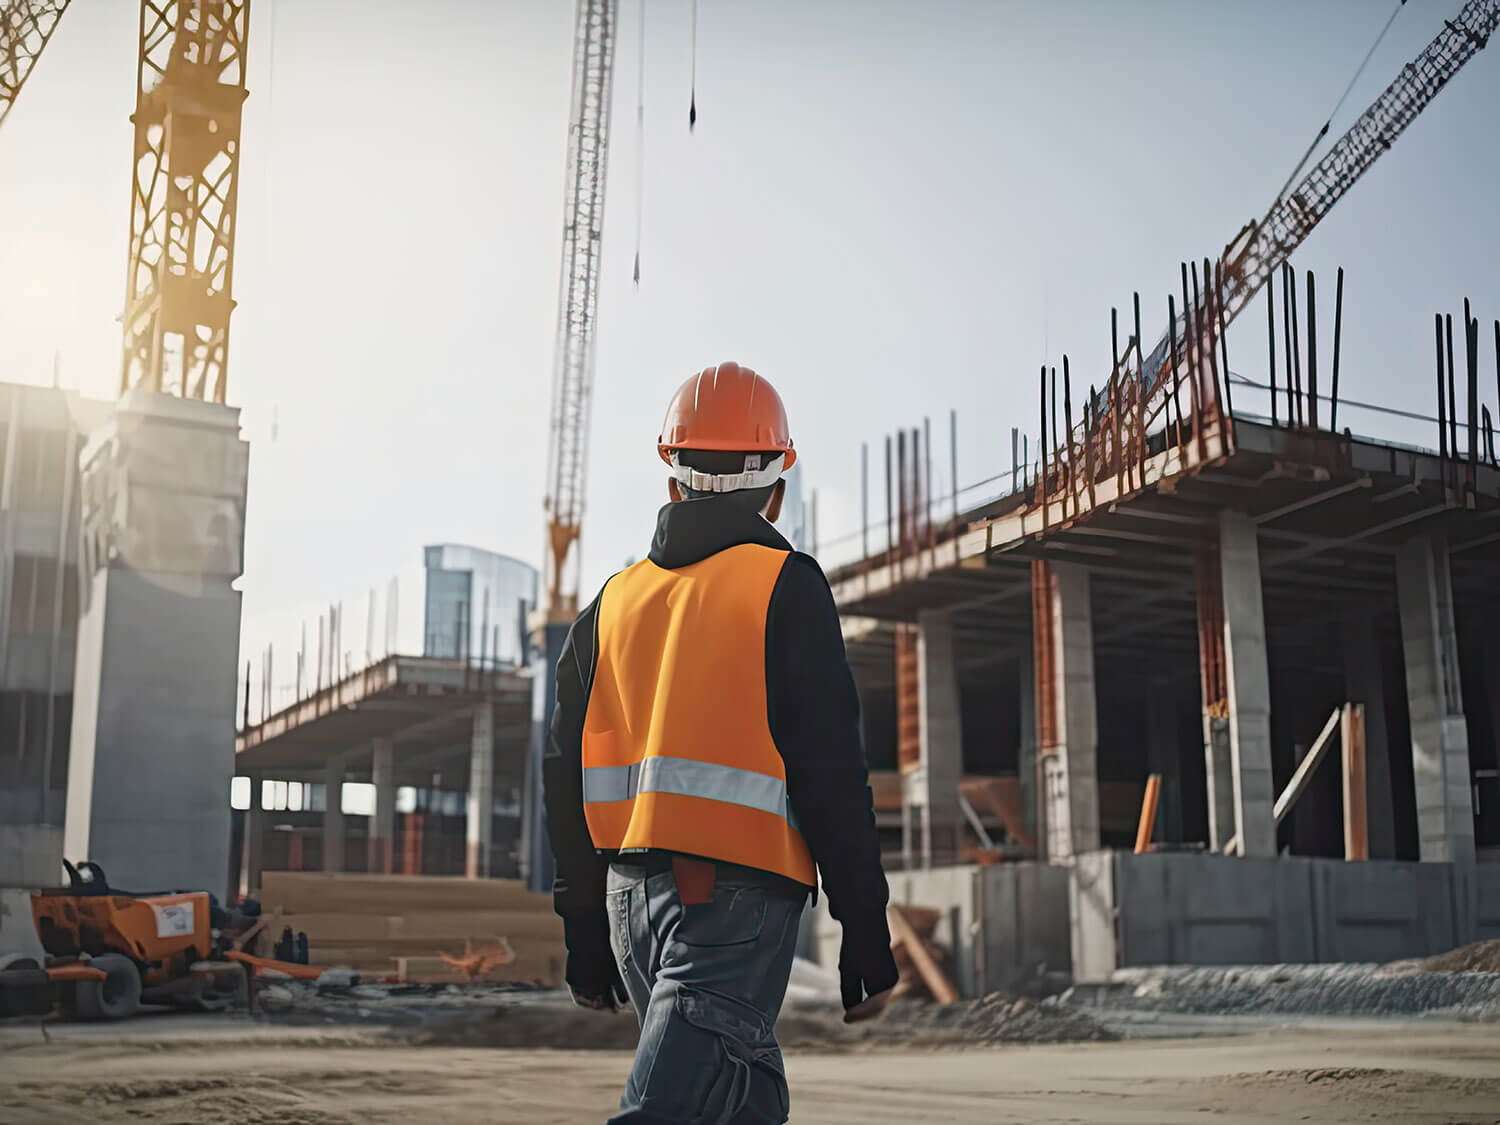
[545,362,898,1124]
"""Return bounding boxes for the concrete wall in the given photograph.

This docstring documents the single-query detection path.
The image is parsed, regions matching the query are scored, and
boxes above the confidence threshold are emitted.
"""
[1073,850,1492,980]
[812,862,1071,998]
[0,824,63,887]
[65,568,242,896]
[1476,864,1500,941]
[0,888,46,961]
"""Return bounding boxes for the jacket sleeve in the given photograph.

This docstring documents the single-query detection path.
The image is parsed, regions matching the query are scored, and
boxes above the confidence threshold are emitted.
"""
[768,553,894,953]
[543,595,610,957]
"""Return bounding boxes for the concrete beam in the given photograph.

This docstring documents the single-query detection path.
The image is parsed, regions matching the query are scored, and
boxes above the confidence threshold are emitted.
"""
[466,701,495,879]
[1396,535,1475,868]
[1218,510,1276,858]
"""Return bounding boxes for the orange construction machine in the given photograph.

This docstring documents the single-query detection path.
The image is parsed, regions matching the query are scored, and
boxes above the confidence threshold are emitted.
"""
[0,861,257,1021]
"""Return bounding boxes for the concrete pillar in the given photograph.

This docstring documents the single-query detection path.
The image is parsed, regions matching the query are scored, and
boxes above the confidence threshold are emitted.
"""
[323,754,346,873]
[237,774,263,900]
[1396,535,1475,866]
[367,737,395,875]
[1342,606,1396,859]
[63,391,248,898]
[1218,510,1276,857]
[1017,646,1037,849]
[1146,678,1182,844]
[467,701,495,879]
[1202,715,1234,851]
[1038,561,1100,861]
[908,609,964,867]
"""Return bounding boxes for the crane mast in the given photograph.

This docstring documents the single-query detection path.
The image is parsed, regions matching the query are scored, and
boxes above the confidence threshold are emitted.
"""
[543,0,618,623]
[0,1,72,132]
[120,0,250,405]
[1136,0,1499,404]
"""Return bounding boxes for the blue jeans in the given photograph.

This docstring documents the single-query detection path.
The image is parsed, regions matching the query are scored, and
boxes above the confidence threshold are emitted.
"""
[605,861,802,1124]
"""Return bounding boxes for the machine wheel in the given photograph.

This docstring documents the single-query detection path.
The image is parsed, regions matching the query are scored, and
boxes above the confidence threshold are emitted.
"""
[74,954,141,1021]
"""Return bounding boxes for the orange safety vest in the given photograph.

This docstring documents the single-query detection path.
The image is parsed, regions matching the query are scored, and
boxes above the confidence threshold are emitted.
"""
[581,542,817,887]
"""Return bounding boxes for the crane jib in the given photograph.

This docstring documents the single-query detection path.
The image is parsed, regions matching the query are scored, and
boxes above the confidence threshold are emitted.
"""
[1122,0,1499,415]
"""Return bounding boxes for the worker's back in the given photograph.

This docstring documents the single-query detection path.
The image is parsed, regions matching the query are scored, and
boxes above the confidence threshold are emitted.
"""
[582,543,816,886]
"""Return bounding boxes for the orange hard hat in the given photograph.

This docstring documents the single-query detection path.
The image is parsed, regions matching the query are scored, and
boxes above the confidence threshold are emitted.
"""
[657,362,797,470]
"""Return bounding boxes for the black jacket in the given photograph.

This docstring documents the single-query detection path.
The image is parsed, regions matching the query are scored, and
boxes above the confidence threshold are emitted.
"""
[544,496,894,968]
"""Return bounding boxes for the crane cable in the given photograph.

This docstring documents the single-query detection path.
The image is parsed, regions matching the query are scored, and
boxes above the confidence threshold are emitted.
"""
[1267,0,1407,211]
[688,0,697,131]
[632,0,645,286]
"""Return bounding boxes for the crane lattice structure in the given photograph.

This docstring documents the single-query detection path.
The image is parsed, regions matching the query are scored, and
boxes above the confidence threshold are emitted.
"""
[544,0,618,621]
[1135,0,1500,406]
[0,0,71,132]
[120,0,249,405]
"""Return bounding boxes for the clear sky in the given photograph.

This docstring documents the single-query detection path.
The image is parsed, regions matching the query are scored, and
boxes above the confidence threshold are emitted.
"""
[1,0,1496,640]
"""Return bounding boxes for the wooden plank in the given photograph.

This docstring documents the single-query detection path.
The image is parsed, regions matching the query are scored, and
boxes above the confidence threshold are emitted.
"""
[1134,773,1161,855]
[887,904,958,1005]
[1272,707,1343,824]
[1226,706,1344,856]
[1342,702,1368,861]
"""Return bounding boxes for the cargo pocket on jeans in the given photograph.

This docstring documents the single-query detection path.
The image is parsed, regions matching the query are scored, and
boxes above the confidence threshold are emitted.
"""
[605,886,633,975]
[675,986,787,1125]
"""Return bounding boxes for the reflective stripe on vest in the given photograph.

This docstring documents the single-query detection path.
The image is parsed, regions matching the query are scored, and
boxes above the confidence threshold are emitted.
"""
[580,543,816,886]
[583,757,792,819]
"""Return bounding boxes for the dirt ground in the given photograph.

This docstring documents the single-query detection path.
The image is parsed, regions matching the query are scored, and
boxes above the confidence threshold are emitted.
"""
[1,1021,1498,1124]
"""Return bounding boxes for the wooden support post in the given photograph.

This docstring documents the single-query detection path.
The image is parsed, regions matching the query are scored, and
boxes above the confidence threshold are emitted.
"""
[1342,702,1368,861]
[1224,705,1342,856]
[887,904,959,1005]
[1134,773,1161,854]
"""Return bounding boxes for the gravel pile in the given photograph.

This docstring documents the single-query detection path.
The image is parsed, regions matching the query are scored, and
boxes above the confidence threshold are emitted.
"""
[1068,962,1500,1021]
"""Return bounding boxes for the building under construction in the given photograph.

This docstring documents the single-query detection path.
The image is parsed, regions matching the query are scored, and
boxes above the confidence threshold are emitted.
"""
[810,267,1500,991]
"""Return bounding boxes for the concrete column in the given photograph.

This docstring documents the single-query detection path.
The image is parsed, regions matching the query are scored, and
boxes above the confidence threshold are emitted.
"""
[1041,561,1100,861]
[1396,535,1475,866]
[467,701,495,879]
[1342,606,1396,859]
[367,737,395,875]
[1146,678,1182,844]
[63,391,248,899]
[911,609,964,867]
[1202,716,1234,851]
[1218,510,1276,857]
[323,754,347,873]
[1017,646,1037,849]
[237,774,263,900]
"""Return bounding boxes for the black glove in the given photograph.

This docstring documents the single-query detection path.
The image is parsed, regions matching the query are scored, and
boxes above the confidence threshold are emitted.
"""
[838,926,899,1012]
[566,949,628,1011]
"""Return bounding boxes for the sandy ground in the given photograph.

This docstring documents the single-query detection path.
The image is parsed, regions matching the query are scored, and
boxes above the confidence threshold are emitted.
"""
[0,1020,1498,1124]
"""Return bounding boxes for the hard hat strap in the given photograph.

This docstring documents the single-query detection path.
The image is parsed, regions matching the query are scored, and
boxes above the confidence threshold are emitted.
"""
[670,452,785,493]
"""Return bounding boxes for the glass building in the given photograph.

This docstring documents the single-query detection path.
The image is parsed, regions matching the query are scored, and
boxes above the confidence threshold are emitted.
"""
[421,545,537,667]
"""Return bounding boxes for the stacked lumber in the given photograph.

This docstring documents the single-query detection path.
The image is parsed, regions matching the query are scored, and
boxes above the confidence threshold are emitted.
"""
[257,873,563,985]
[887,904,959,1005]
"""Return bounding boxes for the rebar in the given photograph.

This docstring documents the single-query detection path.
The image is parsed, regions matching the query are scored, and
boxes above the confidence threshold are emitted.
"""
[1267,276,1278,427]
[1330,268,1345,431]
[1306,270,1319,429]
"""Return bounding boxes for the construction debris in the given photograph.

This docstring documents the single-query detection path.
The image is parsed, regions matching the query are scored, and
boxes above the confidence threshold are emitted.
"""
[1381,940,1500,977]
[887,904,959,1005]
[256,873,562,985]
